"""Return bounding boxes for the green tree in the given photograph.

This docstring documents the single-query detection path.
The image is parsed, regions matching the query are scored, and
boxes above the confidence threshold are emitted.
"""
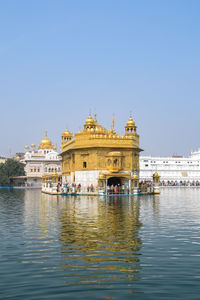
[0,159,25,186]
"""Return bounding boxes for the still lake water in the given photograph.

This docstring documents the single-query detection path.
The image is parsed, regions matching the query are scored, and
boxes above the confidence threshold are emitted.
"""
[1,188,200,299]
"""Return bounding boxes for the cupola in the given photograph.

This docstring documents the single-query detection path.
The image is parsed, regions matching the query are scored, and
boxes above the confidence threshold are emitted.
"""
[62,128,73,144]
[125,115,136,135]
[38,130,55,150]
[84,114,95,130]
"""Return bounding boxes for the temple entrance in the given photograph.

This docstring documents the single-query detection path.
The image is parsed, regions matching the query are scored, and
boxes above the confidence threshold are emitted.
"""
[107,177,129,194]
[107,177,121,186]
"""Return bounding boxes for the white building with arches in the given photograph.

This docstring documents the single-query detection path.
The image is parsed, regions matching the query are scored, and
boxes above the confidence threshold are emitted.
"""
[140,149,200,185]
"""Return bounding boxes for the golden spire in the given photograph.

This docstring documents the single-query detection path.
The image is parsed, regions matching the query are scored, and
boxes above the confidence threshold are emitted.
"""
[112,114,115,133]
[94,113,97,123]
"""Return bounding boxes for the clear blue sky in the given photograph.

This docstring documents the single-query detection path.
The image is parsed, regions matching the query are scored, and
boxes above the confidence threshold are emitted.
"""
[1,0,200,157]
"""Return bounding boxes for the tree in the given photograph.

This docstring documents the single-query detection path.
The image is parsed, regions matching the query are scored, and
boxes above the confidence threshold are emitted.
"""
[0,159,25,186]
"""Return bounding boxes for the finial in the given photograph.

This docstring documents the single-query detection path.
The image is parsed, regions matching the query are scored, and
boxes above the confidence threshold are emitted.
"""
[112,114,115,133]
[45,129,47,137]
[130,110,132,118]
[94,113,97,122]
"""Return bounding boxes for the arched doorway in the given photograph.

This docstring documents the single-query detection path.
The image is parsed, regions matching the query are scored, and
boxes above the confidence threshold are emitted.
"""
[107,177,125,194]
[107,177,121,186]
[107,176,130,194]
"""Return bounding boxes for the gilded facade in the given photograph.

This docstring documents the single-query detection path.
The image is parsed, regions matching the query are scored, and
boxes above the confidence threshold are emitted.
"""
[61,114,142,194]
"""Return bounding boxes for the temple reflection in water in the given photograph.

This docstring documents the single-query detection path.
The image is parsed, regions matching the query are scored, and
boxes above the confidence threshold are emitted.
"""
[58,195,142,283]
[22,190,160,286]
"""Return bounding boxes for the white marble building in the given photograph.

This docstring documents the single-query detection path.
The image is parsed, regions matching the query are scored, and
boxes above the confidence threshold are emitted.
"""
[22,132,62,187]
[140,149,200,184]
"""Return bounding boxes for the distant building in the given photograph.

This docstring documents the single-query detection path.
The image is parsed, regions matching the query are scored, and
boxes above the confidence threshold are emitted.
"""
[13,131,62,187]
[0,156,7,164]
[140,150,200,184]
[12,152,25,161]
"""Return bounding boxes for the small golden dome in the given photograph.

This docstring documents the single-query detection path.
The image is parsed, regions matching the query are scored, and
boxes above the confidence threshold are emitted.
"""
[126,116,135,127]
[153,172,159,177]
[38,131,54,150]
[62,128,72,137]
[85,114,94,126]
[31,143,36,147]
[25,145,29,149]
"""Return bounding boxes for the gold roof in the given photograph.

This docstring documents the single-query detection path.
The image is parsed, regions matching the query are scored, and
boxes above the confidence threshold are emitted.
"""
[62,128,72,137]
[38,131,55,150]
[25,145,29,149]
[85,114,94,126]
[126,116,135,127]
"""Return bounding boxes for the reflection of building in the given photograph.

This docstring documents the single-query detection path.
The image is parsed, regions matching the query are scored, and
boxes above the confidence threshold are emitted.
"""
[13,131,62,187]
[59,195,142,283]
[61,114,142,193]
[140,150,200,183]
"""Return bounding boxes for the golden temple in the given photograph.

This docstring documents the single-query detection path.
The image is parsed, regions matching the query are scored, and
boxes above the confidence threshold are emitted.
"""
[60,114,143,194]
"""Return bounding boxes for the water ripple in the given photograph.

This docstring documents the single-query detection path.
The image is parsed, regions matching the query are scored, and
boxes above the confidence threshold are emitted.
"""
[1,189,200,299]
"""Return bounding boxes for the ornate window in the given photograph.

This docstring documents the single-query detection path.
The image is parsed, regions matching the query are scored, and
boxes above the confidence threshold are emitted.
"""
[107,159,111,166]
[114,159,118,166]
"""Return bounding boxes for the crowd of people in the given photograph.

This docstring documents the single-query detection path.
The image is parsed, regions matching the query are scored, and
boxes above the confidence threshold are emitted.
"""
[55,179,200,194]
[160,180,200,187]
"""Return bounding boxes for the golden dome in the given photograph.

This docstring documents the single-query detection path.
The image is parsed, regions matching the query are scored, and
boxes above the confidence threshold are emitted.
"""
[126,116,135,127]
[38,131,54,150]
[62,128,72,137]
[31,143,36,147]
[85,114,94,126]
[25,145,29,149]
[153,172,159,177]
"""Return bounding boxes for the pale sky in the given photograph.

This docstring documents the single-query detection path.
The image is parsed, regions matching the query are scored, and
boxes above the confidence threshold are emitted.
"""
[1,0,200,157]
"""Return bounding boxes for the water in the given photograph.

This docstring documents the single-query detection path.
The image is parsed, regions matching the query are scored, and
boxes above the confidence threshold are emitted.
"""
[1,188,200,299]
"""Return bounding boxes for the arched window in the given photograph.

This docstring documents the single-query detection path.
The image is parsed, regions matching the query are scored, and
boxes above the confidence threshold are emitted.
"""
[83,162,87,168]
[107,159,111,166]
[114,159,118,166]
